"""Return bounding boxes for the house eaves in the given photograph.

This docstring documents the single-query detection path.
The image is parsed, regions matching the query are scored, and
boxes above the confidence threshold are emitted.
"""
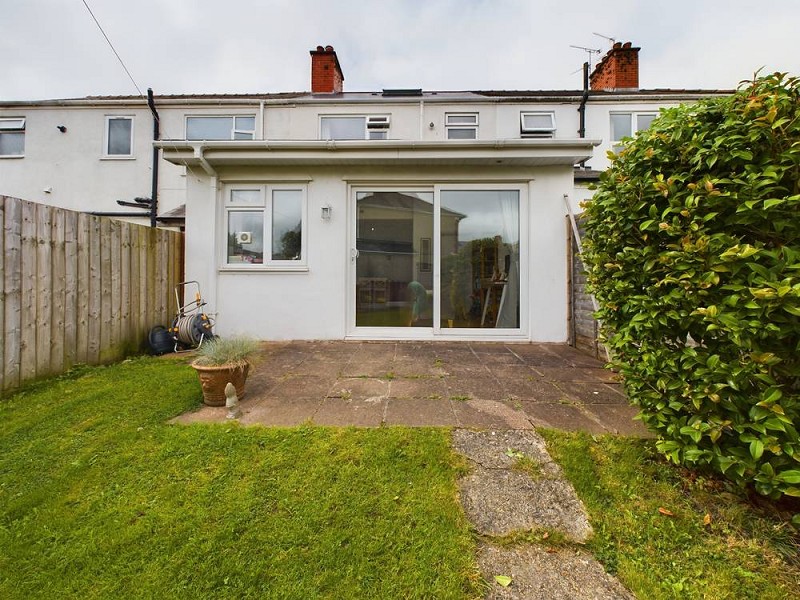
[157,138,600,169]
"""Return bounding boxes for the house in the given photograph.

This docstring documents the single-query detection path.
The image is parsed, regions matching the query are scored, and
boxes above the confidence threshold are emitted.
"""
[0,43,729,343]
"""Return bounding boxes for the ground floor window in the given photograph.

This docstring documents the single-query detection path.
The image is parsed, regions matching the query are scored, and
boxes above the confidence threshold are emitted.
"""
[224,184,306,267]
[354,186,522,333]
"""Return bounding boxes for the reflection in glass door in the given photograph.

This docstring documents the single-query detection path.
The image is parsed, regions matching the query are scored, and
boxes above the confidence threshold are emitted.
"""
[355,191,434,328]
[439,190,520,329]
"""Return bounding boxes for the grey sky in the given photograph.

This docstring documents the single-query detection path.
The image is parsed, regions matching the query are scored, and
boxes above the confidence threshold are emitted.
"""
[2,0,798,100]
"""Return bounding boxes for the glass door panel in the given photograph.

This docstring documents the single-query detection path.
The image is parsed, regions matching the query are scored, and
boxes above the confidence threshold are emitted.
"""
[439,190,520,329]
[355,191,434,328]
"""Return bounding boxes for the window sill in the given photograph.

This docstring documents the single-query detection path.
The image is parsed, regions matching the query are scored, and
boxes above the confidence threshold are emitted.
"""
[219,265,309,273]
[0,155,24,159]
[100,156,136,161]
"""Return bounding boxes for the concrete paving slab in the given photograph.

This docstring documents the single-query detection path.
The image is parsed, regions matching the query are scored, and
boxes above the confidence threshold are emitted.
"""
[500,377,569,405]
[535,366,620,384]
[478,544,635,600]
[328,377,390,401]
[387,377,448,399]
[556,381,628,405]
[239,396,322,427]
[269,375,336,398]
[446,376,508,402]
[391,358,445,378]
[582,403,653,437]
[519,401,609,434]
[384,397,458,427]
[452,399,533,430]
[451,429,559,475]
[313,397,386,427]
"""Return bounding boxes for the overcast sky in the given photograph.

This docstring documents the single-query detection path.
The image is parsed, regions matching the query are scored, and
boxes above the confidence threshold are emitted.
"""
[3,0,799,100]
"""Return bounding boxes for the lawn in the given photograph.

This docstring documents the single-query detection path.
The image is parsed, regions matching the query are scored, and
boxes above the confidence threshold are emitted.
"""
[2,357,798,599]
[541,430,800,600]
[0,358,479,599]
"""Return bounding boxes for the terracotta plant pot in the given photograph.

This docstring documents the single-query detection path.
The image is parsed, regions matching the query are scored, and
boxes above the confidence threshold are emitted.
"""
[191,361,250,407]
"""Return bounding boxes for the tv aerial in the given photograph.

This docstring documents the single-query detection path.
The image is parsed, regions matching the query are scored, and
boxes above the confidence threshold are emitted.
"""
[569,45,601,72]
[593,32,617,47]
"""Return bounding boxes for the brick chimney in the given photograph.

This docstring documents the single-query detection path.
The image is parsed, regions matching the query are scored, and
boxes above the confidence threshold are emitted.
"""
[589,42,640,91]
[310,45,344,94]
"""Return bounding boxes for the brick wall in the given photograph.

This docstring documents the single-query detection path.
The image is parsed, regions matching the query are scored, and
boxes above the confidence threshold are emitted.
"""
[590,42,640,91]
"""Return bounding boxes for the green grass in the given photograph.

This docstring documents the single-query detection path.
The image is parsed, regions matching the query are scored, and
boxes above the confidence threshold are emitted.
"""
[540,430,800,600]
[0,357,480,599]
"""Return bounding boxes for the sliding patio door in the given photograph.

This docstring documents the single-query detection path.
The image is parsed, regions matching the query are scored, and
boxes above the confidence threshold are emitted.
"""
[355,191,434,329]
[351,187,523,337]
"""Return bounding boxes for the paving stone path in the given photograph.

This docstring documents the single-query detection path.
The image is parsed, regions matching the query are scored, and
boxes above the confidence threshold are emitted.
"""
[452,429,635,600]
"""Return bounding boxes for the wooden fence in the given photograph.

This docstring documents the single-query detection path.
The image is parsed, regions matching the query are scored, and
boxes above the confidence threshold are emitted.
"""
[1,196,183,392]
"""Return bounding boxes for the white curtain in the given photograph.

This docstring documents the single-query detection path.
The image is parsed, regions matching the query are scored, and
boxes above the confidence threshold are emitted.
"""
[496,192,519,328]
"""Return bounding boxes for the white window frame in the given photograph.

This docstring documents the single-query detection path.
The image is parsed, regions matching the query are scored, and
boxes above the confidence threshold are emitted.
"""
[0,117,26,157]
[319,115,391,140]
[520,111,556,138]
[185,115,256,141]
[221,183,308,271]
[103,115,134,158]
[445,113,479,139]
[610,111,658,151]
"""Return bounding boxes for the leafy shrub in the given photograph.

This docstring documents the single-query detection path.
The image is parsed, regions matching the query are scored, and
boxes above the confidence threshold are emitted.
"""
[582,73,800,501]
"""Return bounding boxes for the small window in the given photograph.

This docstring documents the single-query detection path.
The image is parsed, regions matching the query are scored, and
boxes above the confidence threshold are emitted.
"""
[446,113,478,139]
[225,185,306,267]
[366,115,390,140]
[520,112,555,138]
[186,115,256,140]
[320,115,390,140]
[105,116,133,156]
[610,112,657,152]
[0,117,25,157]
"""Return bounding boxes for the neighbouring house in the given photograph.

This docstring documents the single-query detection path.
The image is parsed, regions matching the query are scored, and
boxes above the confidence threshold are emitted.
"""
[0,43,730,343]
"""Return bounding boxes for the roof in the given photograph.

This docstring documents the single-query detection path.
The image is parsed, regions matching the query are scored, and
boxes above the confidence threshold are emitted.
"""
[0,88,732,108]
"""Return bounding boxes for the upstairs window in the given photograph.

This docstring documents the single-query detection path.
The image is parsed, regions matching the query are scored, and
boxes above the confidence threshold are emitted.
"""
[446,113,478,139]
[320,115,390,140]
[520,112,556,138]
[105,116,133,157]
[186,115,256,140]
[0,117,25,157]
[610,112,657,152]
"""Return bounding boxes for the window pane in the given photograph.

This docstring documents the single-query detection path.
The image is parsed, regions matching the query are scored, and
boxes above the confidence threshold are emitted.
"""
[227,211,264,264]
[272,190,302,260]
[610,113,631,141]
[107,118,132,155]
[320,117,365,140]
[440,190,520,329]
[234,116,255,133]
[355,191,434,328]
[0,119,25,130]
[636,113,656,132]
[368,130,388,140]
[522,113,554,129]
[447,128,477,140]
[230,189,262,204]
[187,117,233,140]
[0,132,24,155]
[447,114,478,125]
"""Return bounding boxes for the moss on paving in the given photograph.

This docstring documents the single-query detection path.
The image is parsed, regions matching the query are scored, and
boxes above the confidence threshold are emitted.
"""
[0,357,480,599]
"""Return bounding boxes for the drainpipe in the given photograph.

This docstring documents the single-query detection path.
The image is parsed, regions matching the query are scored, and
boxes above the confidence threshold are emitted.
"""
[147,88,160,228]
[577,62,589,139]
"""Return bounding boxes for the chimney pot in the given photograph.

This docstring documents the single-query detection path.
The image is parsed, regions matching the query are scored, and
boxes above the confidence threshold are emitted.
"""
[325,45,334,51]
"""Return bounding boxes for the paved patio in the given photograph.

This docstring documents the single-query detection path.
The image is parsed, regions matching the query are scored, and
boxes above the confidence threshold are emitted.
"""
[174,341,649,436]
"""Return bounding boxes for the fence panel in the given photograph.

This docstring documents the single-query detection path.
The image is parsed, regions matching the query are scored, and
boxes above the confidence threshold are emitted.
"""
[0,196,184,393]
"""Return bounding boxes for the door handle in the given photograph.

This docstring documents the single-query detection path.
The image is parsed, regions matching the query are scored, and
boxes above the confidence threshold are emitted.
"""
[351,248,360,261]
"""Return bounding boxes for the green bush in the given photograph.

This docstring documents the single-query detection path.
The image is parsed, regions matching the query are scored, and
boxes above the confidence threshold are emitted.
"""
[582,73,800,501]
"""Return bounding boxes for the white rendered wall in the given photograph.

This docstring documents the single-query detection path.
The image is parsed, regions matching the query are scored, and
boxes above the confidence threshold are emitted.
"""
[184,163,575,342]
